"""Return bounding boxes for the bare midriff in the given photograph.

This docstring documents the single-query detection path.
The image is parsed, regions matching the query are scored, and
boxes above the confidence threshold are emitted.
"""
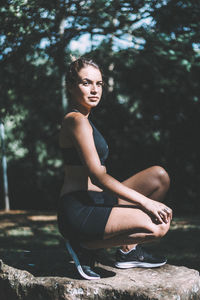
[60,165,106,196]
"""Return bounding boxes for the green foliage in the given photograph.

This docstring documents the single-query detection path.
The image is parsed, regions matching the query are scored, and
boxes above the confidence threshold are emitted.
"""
[90,1,200,214]
[0,0,200,213]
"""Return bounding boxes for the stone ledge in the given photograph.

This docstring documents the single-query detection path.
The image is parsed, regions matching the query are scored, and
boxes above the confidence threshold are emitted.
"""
[0,259,200,300]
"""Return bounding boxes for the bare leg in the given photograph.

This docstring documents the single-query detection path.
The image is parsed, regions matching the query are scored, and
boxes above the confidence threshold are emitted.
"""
[83,205,170,249]
[119,166,170,251]
[83,166,171,250]
[120,166,170,204]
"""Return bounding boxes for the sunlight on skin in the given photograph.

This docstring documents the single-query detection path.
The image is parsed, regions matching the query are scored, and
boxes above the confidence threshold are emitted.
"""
[0,212,200,272]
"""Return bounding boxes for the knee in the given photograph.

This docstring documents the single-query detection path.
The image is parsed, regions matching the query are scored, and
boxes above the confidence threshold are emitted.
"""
[152,220,171,240]
[152,166,170,191]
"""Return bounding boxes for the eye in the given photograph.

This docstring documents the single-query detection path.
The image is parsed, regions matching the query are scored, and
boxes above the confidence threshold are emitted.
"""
[82,81,89,86]
[97,82,103,87]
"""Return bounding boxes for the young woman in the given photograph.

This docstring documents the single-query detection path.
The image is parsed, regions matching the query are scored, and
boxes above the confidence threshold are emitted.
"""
[57,57,172,280]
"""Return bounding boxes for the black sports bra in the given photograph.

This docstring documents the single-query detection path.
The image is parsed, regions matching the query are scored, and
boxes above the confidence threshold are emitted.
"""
[61,114,109,166]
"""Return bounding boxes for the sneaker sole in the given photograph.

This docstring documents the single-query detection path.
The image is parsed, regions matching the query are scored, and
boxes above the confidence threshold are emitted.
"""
[115,261,167,269]
[65,241,100,280]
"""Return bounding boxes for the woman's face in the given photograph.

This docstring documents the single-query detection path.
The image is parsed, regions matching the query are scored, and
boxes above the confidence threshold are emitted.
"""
[69,66,103,110]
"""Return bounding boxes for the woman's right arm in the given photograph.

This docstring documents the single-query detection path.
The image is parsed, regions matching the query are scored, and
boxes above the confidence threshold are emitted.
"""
[65,113,172,223]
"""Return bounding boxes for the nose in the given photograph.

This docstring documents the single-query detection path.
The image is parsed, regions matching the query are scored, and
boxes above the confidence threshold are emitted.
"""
[91,84,98,94]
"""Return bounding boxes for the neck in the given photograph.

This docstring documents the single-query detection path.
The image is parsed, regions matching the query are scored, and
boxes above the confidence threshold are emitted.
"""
[71,105,91,117]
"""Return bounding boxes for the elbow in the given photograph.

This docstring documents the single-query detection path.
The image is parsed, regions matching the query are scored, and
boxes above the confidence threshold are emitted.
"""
[89,169,106,187]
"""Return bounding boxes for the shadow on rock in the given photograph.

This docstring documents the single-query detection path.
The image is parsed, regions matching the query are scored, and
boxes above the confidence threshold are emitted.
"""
[0,249,116,279]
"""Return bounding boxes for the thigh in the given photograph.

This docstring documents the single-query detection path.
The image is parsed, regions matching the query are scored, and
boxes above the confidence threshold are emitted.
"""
[122,166,160,195]
[58,191,116,242]
[119,166,170,206]
[58,192,92,240]
[103,167,171,241]
[104,206,155,239]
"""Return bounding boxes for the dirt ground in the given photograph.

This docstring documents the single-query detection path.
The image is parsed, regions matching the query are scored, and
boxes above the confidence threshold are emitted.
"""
[0,210,200,277]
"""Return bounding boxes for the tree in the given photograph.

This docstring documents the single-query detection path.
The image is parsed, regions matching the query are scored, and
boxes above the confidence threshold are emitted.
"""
[0,0,153,209]
[1,0,199,213]
[93,0,200,213]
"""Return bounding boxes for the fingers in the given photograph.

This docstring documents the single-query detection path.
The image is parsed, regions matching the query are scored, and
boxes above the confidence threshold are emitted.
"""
[158,210,168,224]
[164,206,173,220]
[154,212,164,224]
[145,199,173,224]
[158,206,172,223]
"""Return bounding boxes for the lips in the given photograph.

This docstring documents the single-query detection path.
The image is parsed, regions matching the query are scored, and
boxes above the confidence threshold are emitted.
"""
[88,97,99,100]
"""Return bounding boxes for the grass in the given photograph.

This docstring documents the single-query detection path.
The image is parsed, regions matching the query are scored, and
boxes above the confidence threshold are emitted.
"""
[0,210,200,278]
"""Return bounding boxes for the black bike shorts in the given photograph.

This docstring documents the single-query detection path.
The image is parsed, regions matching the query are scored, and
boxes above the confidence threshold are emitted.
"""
[57,190,117,242]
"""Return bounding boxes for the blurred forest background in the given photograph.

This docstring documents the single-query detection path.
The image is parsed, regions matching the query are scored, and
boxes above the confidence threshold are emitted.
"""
[0,0,200,214]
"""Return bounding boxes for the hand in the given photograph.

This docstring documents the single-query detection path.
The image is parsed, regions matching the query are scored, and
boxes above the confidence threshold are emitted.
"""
[141,198,172,224]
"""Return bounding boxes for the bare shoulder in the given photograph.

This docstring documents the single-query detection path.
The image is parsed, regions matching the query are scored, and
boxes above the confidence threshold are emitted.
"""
[63,112,90,131]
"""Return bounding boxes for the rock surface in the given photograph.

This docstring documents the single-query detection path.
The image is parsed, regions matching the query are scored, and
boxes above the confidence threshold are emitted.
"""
[0,259,200,300]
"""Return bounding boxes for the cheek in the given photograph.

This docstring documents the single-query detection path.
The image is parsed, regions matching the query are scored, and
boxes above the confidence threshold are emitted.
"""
[72,87,86,98]
[75,88,89,103]
[79,86,89,96]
